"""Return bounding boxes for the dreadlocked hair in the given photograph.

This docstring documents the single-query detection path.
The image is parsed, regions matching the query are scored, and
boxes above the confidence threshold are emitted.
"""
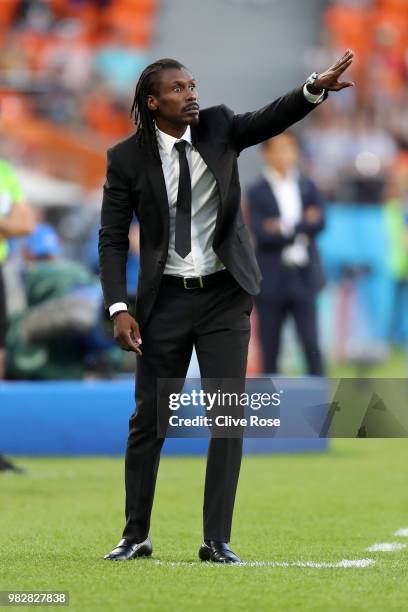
[130,58,187,157]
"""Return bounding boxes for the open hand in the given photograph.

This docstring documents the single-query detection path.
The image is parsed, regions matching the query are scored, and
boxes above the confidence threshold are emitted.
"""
[315,49,355,92]
[113,312,142,355]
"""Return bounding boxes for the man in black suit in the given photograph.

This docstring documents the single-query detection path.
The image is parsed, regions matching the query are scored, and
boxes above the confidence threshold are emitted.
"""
[99,51,354,562]
[247,132,325,375]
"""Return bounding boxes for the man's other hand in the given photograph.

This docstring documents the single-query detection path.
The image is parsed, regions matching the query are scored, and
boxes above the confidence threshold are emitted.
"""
[263,218,282,233]
[315,49,355,92]
[304,206,321,223]
[113,312,142,355]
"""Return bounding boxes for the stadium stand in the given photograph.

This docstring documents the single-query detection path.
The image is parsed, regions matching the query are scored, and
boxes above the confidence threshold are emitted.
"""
[0,0,158,188]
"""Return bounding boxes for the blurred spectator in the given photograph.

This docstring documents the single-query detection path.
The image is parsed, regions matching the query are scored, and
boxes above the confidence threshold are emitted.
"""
[301,105,397,202]
[0,157,34,378]
[93,26,147,95]
[385,165,408,344]
[13,1,55,32]
[0,0,156,175]
[41,20,93,93]
[303,0,407,202]
[247,132,325,375]
[5,223,119,380]
[0,150,32,475]
[385,197,408,342]
[296,0,408,373]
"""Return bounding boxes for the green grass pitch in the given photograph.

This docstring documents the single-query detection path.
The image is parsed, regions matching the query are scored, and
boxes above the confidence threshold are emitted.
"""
[1,440,408,612]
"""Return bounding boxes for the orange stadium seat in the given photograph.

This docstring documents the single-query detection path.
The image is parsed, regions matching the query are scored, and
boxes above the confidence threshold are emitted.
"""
[114,0,157,13]
[324,4,374,56]
[47,0,71,19]
[0,0,19,27]
[324,0,407,102]
[376,0,408,12]
[2,110,108,188]
[83,95,132,139]
[100,11,154,47]
[372,8,408,51]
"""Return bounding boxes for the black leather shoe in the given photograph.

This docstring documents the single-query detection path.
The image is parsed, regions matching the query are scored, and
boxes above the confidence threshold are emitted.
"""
[104,537,152,561]
[199,541,241,563]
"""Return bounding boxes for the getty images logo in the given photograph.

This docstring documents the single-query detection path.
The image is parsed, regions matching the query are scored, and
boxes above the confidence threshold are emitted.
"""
[168,389,283,412]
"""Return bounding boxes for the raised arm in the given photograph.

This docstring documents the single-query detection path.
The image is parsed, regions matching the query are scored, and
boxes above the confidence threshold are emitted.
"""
[230,49,354,154]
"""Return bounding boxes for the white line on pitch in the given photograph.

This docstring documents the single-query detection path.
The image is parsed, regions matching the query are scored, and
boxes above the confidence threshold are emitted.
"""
[394,528,408,537]
[154,559,375,568]
[366,542,406,552]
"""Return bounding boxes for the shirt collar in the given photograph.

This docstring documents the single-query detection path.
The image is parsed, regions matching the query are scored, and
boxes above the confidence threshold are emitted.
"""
[263,166,300,185]
[155,123,192,157]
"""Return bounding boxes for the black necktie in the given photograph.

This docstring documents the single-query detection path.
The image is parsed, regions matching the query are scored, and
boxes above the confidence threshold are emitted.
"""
[174,140,191,259]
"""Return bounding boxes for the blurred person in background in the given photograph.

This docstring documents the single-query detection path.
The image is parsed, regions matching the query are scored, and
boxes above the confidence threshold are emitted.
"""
[247,132,325,375]
[385,163,408,346]
[301,105,396,203]
[0,146,34,474]
[302,0,406,203]
[5,223,119,380]
[0,158,34,378]
[93,25,147,96]
[297,0,408,371]
[99,51,354,563]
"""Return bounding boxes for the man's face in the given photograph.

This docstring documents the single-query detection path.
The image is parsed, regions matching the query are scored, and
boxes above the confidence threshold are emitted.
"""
[263,134,299,174]
[147,67,200,128]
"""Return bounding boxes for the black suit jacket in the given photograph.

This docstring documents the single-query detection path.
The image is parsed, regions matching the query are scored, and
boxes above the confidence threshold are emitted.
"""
[98,85,327,328]
[247,174,326,297]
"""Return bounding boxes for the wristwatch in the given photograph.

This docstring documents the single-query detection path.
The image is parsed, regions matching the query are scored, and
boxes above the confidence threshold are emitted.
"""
[305,72,324,95]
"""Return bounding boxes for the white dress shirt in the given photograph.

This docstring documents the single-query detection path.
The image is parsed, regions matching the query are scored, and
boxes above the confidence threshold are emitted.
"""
[109,83,324,316]
[155,124,225,277]
[263,167,309,267]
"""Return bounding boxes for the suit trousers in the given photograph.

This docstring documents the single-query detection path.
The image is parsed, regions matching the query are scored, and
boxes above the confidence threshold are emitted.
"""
[122,270,253,543]
[256,267,323,376]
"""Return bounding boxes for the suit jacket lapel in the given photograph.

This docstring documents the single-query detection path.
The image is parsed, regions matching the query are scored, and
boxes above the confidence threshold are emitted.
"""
[193,145,221,194]
[144,147,170,221]
[191,125,228,244]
